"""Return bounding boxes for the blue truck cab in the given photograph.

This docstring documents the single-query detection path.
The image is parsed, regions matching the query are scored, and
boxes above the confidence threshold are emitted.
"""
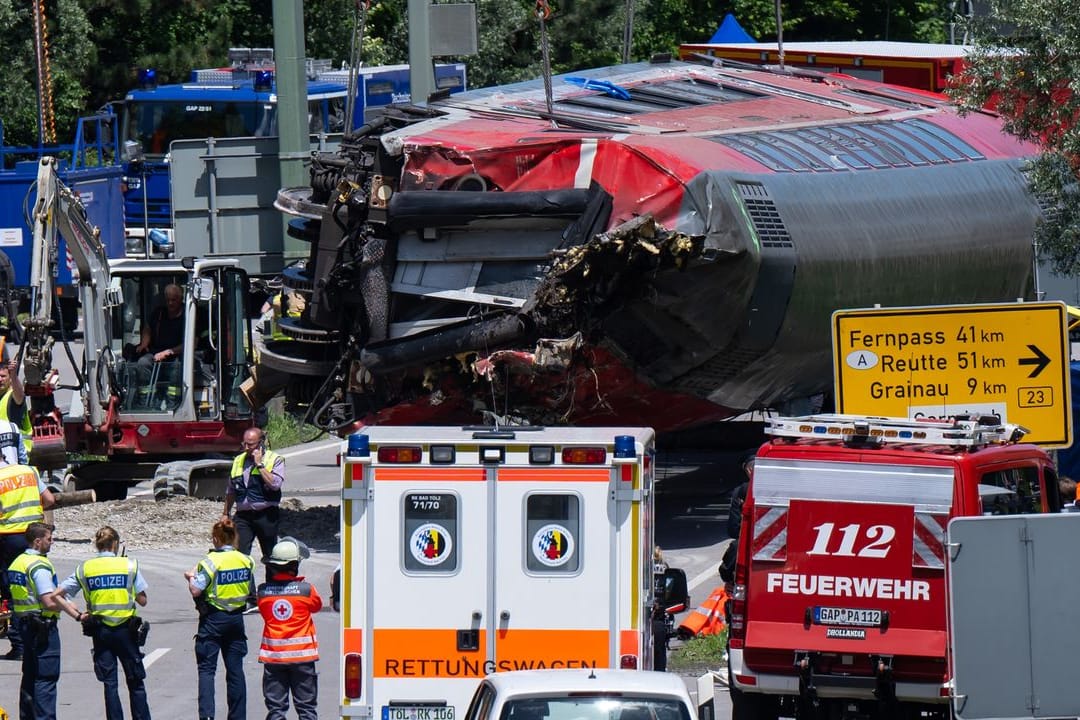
[119,49,467,254]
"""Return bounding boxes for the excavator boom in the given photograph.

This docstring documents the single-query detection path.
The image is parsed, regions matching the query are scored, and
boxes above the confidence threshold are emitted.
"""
[27,157,119,432]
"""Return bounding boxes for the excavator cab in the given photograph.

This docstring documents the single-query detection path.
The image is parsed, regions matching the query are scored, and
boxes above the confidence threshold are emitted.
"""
[57,258,255,499]
[27,156,256,500]
[107,258,254,423]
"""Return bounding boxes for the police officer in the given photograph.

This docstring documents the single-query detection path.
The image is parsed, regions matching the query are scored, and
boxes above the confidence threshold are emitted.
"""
[256,538,322,720]
[222,428,284,567]
[7,522,84,720]
[0,459,55,661]
[54,526,151,720]
[184,518,254,720]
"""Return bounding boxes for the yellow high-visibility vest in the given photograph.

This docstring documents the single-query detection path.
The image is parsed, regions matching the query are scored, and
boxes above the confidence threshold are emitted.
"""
[0,464,43,534]
[77,556,139,626]
[8,552,59,618]
[0,390,32,452]
[197,550,254,612]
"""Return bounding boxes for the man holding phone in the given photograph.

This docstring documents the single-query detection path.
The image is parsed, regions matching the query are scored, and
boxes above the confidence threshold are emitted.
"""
[222,428,285,573]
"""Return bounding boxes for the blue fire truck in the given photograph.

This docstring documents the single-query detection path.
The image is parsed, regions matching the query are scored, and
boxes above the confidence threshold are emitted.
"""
[119,49,467,252]
[0,111,125,334]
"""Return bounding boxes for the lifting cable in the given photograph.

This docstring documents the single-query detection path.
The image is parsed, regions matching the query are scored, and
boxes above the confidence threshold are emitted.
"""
[31,0,57,143]
[535,0,555,127]
[343,0,371,135]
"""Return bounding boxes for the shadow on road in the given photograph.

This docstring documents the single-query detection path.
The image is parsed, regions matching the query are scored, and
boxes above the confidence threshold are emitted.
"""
[279,501,339,553]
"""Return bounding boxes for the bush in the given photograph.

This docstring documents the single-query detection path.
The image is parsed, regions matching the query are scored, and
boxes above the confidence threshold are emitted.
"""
[265,412,323,450]
[667,630,727,672]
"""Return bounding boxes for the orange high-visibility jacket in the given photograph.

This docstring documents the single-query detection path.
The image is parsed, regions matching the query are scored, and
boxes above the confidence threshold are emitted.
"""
[256,576,323,664]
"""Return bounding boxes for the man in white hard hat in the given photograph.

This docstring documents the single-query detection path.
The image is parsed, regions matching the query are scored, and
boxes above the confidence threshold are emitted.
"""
[256,537,322,720]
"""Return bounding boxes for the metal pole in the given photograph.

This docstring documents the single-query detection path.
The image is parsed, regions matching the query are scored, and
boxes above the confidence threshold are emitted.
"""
[622,0,635,64]
[775,0,785,69]
[142,163,150,259]
[272,0,310,264]
[408,0,436,104]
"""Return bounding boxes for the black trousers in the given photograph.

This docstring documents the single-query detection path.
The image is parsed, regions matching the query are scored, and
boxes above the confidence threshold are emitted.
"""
[233,506,280,569]
[1,532,27,653]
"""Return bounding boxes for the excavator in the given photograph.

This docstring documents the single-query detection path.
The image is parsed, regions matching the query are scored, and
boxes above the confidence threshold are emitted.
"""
[21,156,256,499]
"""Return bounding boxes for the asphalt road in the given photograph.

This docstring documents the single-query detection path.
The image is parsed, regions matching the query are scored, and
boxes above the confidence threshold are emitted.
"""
[1,419,740,718]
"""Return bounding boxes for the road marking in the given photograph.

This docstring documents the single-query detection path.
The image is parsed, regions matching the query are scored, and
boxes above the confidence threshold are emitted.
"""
[688,567,718,593]
[686,539,734,592]
[280,440,340,460]
[142,647,169,668]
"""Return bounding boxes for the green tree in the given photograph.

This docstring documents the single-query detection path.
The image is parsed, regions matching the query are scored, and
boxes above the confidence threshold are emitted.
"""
[728,0,947,42]
[948,0,1080,274]
[0,0,94,149]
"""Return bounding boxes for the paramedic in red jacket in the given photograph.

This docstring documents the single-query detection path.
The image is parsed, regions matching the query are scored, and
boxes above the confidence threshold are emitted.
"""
[256,537,322,720]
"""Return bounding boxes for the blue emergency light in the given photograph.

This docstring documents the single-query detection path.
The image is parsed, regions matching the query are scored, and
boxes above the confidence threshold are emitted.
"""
[138,68,157,90]
[347,433,370,458]
[254,70,274,92]
[614,435,636,458]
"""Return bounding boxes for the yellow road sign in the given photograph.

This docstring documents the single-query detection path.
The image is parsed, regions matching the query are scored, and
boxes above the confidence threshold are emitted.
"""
[832,302,1072,447]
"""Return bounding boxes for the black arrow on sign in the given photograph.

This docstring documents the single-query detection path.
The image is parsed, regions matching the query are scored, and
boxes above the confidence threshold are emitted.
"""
[1019,344,1050,378]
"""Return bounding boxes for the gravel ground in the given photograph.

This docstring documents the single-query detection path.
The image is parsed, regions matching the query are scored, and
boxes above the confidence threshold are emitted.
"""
[47,497,340,558]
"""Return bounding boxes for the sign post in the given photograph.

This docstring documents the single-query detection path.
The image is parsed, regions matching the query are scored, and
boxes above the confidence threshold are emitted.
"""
[832,302,1072,446]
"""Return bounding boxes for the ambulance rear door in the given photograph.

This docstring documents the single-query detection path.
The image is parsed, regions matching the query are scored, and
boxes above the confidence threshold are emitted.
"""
[489,428,648,672]
[342,429,491,720]
[746,455,954,664]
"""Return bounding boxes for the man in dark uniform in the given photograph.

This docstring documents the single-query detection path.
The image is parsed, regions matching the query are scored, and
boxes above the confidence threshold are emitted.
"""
[222,428,285,571]
[134,283,184,384]
[8,522,85,720]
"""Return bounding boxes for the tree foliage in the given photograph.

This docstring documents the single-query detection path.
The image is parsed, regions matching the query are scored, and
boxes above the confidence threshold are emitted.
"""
[0,0,94,148]
[949,0,1080,275]
[1,0,951,150]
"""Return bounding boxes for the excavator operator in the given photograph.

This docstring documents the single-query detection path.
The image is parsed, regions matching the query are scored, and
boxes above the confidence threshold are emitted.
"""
[133,283,184,385]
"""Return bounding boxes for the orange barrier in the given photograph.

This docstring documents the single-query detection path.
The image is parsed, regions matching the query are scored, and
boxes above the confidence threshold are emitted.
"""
[677,585,729,638]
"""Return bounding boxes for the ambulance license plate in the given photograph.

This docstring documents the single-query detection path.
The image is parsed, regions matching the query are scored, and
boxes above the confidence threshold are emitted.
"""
[383,706,455,720]
[814,606,882,627]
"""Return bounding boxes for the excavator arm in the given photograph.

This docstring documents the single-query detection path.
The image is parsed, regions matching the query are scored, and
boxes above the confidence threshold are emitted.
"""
[26,156,120,431]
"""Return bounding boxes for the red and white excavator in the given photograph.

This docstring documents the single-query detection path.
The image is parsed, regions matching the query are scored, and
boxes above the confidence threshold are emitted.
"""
[20,156,257,499]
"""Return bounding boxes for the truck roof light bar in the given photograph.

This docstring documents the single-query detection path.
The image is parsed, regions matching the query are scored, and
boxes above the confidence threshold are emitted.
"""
[763,413,1028,446]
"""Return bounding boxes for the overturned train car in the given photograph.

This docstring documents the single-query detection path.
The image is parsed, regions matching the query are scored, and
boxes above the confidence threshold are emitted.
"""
[260,57,1042,434]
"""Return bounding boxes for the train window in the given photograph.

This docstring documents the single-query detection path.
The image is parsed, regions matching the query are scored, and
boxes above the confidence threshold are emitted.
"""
[854,124,932,166]
[710,118,985,172]
[555,78,759,117]
[718,135,820,173]
[896,119,983,162]
[815,126,893,169]
[799,128,872,170]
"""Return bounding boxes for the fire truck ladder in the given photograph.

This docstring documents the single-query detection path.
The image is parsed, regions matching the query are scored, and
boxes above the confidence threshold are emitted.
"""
[763,414,1028,447]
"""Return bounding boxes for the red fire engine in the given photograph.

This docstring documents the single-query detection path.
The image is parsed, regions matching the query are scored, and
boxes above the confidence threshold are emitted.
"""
[727,414,1060,720]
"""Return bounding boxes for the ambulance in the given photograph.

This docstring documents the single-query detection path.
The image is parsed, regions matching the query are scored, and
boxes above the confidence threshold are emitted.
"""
[727,414,1061,720]
[336,425,682,719]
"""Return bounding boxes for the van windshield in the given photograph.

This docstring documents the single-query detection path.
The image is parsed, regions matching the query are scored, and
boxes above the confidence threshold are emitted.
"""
[501,697,691,720]
[753,458,953,513]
